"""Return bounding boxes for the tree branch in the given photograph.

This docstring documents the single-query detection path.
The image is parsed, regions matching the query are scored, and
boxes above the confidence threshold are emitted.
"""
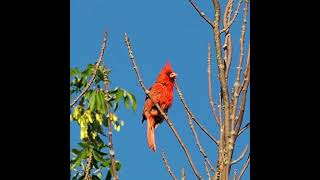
[174,80,219,145]
[235,44,250,133]
[204,161,211,180]
[124,33,202,180]
[84,152,93,180]
[222,0,234,31]
[237,154,250,180]
[231,144,248,165]
[238,122,250,136]
[188,0,213,27]
[181,168,186,180]
[220,0,243,34]
[239,43,250,96]
[230,0,249,133]
[70,31,108,108]
[162,151,178,180]
[207,42,221,127]
[185,112,216,173]
[224,34,233,80]
[102,65,118,180]
[233,170,237,180]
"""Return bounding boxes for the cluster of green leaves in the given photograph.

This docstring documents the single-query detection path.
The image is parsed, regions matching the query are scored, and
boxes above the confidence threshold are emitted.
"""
[70,64,136,180]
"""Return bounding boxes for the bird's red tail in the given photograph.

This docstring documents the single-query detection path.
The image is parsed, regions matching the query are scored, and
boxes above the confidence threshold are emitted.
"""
[147,117,156,152]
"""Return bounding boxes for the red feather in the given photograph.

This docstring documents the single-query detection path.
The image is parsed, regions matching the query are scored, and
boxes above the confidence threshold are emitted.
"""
[142,62,177,152]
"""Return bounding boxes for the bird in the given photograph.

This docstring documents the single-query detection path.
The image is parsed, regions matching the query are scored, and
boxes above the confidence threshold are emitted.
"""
[142,62,177,152]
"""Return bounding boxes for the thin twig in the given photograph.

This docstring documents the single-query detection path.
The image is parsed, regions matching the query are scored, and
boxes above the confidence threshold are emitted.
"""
[84,152,93,180]
[220,0,243,34]
[103,65,118,180]
[238,122,250,136]
[233,170,237,180]
[222,0,234,30]
[230,0,249,132]
[174,80,219,145]
[222,0,233,79]
[124,33,202,180]
[204,161,211,180]
[231,144,248,165]
[239,43,250,95]
[186,112,216,172]
[162,151,178,180]
[70,31,108,107]
[237,154,250,180]
[207,42,220,127]
[181,168,186,180]
[188,0,213,27]
[224,34,233,79]
[235,45,250,132]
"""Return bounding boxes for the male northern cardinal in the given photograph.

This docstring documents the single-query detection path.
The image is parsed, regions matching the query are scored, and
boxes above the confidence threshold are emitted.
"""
[142,62,177,152]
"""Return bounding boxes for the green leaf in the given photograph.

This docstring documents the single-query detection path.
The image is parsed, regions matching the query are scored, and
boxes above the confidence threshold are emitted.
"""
[84,89,93,101]
[71,67,80,77]
[92,149,105,163]
[106,170,112,180]
[92,175,101,180]
[71,78,77,87]
[71,172,79,180]
[92,158,99,169]
[101,158,110,168]
[113,89,124,110]
[113,102,119,112]
[71,148,81,155]
[70,148,88,170]
[126,91,137,111]
[115,161,122,171]
[123,96,130,109]
[97,90,107,115]
[89,91,97,111]
[78,175,85,180]
[97,172,102,179]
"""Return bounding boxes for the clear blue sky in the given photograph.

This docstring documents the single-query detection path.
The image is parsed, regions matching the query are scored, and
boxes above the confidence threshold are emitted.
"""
[71,0,250,179]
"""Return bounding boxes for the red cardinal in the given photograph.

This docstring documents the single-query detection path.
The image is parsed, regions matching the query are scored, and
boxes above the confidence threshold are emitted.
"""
[142,62,177,152]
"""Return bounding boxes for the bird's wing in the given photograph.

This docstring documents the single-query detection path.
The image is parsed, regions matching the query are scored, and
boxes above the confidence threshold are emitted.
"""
[142,83,166,123]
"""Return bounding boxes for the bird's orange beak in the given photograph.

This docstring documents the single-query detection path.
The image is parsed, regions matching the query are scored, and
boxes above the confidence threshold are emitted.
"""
[170,72,177,78]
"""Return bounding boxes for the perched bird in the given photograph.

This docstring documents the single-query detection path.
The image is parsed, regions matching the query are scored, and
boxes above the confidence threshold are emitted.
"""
[142,62,177,152]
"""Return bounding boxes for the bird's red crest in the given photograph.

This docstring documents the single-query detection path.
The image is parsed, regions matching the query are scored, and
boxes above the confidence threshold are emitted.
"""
[161,62,173,74]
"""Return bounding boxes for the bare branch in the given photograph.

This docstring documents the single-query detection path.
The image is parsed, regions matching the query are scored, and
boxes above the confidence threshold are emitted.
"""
[70,31,108,108]
[188,0,213,27]
[224,34,233,79]
[220,0,243,34]
[237,154,250,180]
[222,0,234,30]
[235,49,250,132]
[239,43,250,94]
[124,33,202,180]
[233,170,237,180]
[231,144,248,165]
[204,161,211,180]
[162,151,177,180]
[231,0,249,133]
[103,65,118,180]
[207,42,220,127]
[211,0,232,150]
[238,122,250,136]
[174,80,219,145]
[181,168,186,180]
[84,152,93,180]
[185,112,216,173]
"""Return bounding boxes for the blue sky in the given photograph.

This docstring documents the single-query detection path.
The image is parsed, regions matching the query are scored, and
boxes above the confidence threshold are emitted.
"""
[71,0,250,179]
